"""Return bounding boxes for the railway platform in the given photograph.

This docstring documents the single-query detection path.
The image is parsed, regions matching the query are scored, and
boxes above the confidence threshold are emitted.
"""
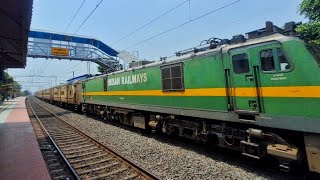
[0,97,50,180]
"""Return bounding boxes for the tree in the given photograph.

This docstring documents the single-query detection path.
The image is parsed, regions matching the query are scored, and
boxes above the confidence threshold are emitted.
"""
[12,81,21,95]
[296,0,320,44]
[97,65,124,74]
[0,71,21,99]
[21,90,31,96]
[97,65,105,74]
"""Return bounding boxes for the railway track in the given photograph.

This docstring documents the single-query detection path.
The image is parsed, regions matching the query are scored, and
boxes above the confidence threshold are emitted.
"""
[27,97,160,180]
[27,101,76,180]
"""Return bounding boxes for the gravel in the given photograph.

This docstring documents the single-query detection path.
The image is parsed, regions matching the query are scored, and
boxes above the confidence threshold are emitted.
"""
[34,98,287,180]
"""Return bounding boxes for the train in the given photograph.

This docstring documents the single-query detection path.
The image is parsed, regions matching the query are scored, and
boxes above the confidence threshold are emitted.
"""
[35,21,320,174]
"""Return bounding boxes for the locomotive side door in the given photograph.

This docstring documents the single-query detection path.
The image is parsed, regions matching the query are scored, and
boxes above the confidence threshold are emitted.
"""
[229,49,260,114]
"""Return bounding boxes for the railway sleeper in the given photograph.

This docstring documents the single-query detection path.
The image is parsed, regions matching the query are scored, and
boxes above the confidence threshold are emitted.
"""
[62,144,93,151]
[63,146,100,155]
[73,158,113,169]
[69,153,109,164]
[52,134,81,138]
[66,150,103,159]
[90,167,129,180]
[77,162,120,175]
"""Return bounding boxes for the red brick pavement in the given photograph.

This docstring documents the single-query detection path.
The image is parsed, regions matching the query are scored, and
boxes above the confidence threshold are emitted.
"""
[0,97,50,180]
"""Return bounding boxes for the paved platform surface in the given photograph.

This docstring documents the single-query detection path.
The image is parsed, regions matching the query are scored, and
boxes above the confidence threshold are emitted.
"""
[0,97,50,180]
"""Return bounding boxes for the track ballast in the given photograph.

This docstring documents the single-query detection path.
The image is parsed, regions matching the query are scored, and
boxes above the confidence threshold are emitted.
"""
[27,97,159,180]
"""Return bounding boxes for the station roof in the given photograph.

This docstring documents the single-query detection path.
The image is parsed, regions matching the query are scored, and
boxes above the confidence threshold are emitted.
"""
[0,0,33,68]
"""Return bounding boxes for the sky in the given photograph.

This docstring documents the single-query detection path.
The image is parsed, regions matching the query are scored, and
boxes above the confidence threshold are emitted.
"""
[8,0,305,93]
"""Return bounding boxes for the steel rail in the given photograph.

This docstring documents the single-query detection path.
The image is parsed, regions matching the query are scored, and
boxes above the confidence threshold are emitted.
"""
[27,98,81,180]
[29,97,160,180]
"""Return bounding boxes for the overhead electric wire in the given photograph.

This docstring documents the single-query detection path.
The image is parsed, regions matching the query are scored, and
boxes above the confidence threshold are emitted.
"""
[124,0,240,50]
[188,0,192,21]
[66,61,83,72]
[65,0,86,32]
[74,0,104,34]
[111,0,190,46]
[38,59,55,76]
[37,59,49,75]
[38,0,86,77]
[57,61,83,77]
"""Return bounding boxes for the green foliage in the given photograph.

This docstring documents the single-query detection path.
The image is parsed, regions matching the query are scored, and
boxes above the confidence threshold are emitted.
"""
[97,65,105,73]
[0,71,18,87]
[11,81,21,92]
[21,90,31,96]
[297,0,320,44]
[1,71,14,85]
[0,71,21,98]
[299,0,320,21]
[296,21,320,44]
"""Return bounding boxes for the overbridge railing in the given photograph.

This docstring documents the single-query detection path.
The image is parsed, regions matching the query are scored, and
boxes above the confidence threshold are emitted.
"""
[27,30,121,73]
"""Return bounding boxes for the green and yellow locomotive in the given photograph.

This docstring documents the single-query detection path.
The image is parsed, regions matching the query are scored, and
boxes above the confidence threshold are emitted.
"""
[36,22,320,173]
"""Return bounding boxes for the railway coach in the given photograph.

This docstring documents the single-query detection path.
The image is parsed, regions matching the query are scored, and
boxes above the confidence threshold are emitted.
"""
[37,22,320,173]
[65,79,83,110]
[36,77,86,110]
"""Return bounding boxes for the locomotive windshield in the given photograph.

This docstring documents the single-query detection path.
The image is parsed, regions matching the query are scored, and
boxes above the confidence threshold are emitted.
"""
[305,42,320,64]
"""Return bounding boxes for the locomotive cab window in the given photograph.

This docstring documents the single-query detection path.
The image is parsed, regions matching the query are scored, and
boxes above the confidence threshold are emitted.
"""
[232,53,249,74]
[277,48,291,70]
[161,63,184,91]
[260,48,291,72]
[260,49,275,71]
